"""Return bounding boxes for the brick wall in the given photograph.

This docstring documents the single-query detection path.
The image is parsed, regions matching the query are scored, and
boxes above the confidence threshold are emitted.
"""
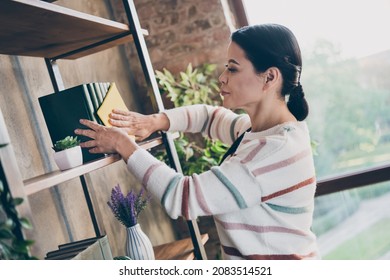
[110,0,238,260]
[115,0,231,72]
[111,0,233,114]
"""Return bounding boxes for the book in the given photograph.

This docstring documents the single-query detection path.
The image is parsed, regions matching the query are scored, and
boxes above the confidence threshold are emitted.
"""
[72,235,113,260]
[82,84,97,123]
[38,84,105,163]
[93,82,104,105]
[101,82,109,98]
[87,83,100,122]
[58,236,102,251]
[97,82,129,127]
[45,246,87,260]
[45,236,101,260]
[99,82,107,99]
[45,235,112,260]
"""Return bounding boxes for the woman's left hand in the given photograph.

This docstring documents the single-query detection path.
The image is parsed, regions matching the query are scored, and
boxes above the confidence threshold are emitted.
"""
[75,119,137,160]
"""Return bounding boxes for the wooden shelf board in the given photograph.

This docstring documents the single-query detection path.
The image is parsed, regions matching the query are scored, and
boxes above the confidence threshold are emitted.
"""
[154,234,209,260]
[24,136,165,195]
[0,0,147,59]
[24,154,121,195]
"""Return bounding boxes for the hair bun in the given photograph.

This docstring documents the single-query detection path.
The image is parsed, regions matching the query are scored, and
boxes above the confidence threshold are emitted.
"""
[287,83,308,121]
[294,83,304,99]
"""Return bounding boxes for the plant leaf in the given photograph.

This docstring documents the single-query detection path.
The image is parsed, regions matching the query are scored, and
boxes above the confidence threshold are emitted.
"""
[12,198,24,206]
[0,228,14,239]
[19,218,33,229]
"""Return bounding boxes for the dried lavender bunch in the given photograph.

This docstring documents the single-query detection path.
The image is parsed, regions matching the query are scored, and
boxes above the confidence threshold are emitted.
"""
[107,184,151,228]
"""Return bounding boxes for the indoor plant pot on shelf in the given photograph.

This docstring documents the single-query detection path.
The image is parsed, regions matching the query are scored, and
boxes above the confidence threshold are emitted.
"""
[52,136,83,171]
[107,184,154,260]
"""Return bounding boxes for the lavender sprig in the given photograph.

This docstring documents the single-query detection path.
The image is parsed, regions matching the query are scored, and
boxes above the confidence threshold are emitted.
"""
[107,184,151,228]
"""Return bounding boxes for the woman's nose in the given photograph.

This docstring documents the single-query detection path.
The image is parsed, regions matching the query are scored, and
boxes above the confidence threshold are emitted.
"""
[219,71,227,85]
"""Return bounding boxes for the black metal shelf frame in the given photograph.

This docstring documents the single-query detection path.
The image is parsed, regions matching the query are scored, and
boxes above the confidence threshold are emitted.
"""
[44,0,207,260]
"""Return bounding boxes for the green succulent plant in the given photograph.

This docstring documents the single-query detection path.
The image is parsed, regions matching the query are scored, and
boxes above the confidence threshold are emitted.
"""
[52,136,81,152]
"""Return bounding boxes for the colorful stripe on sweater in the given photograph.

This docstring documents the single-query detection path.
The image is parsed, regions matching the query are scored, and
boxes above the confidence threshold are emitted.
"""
[127,105,319,260]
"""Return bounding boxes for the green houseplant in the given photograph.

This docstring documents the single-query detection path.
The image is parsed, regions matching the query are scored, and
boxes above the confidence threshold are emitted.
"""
[155,63,230,260]
[155,63,228,175]
[52,136,83,170]
[0,168,36,259]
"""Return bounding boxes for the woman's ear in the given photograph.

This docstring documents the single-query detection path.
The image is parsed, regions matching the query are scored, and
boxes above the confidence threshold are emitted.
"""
[265,72,274,83]
[263,67,281,90]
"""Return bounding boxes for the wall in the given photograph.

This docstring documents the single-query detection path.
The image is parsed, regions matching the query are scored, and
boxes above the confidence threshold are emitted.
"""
[111,0,239,259]
[111,0,234,115]
[115,0,232,72]
[0,0,176,259]
[0,0,241,260]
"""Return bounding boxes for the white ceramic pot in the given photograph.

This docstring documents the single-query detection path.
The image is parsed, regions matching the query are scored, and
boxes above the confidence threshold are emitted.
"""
[53,146,83,171]
[125,224,155,260]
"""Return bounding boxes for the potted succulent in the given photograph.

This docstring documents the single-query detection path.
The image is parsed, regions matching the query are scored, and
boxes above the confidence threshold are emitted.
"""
[52,136,83,170]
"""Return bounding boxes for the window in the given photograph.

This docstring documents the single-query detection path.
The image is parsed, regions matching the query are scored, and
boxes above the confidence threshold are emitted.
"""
[243,0,390,259]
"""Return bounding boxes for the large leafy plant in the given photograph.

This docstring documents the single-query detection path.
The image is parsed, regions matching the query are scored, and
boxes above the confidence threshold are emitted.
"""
[155,63,228,175]
[0,156,36,259]
[155,63,220,108]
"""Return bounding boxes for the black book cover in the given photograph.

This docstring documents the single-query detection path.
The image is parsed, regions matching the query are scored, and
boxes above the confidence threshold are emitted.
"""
[38,84,104,163]
[58,236,102,251]
[45,235,111,260]
[45,246,85,260]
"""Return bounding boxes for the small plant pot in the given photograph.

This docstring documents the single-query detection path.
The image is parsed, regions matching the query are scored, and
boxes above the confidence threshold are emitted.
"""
[53,146,83,171]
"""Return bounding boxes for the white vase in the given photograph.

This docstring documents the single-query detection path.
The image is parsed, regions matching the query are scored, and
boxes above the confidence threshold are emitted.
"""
[53,146,83,171]
[125,224,155,260]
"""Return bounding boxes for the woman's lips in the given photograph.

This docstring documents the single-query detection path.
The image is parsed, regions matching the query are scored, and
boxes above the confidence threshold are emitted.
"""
[220,90,230,96]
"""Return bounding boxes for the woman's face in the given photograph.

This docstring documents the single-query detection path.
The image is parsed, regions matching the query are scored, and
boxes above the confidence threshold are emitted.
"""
[219,41,265,111]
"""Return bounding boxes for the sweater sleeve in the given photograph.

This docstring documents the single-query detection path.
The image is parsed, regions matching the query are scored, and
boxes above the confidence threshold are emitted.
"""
[127,148,262,220]
[127,122,317,221]
[163,104,250,145]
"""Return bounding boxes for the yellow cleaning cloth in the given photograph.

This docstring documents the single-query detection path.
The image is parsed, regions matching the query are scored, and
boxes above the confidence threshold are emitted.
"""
[97,83,129,127]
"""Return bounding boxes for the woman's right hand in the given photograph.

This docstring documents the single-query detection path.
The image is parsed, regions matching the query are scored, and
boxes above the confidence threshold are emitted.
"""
[109,109,169,141]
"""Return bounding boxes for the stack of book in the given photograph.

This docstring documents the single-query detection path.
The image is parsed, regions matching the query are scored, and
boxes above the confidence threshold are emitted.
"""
[39,82,129,164]
[45,235,113,260]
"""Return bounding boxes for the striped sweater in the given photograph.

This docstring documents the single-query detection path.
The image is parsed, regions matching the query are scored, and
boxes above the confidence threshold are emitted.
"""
[127,104,319,260]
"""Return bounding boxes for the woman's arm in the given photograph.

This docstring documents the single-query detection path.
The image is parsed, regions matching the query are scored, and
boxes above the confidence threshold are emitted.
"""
[109,105,250,145]
[163,104,251,145]
[126,148,262,220]
[74,118,260,219]
[109,109,169,141]
[75,119,316,221]
[126,124,316,220]
[75,119,139,160]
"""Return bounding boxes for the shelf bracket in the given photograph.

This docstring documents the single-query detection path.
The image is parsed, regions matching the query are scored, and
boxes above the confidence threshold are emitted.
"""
[44,57,103,239]
[122,0,208,260]
[44,58,65,93]
[80,175,103,237]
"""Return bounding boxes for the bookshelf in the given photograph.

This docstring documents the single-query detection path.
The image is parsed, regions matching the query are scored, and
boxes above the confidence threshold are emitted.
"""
[23,134,174,196]
[154,234,209,260]
[0,0,207,260]
[0,0,148,60]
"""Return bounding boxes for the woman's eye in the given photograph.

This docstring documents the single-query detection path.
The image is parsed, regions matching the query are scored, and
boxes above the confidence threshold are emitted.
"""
[225,65,237,73]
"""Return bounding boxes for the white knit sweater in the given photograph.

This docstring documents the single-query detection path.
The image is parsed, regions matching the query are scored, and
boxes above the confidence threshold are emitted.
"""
[127,104,319,260]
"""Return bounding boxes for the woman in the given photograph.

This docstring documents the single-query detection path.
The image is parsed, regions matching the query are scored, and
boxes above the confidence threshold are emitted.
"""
[75,24,319,260]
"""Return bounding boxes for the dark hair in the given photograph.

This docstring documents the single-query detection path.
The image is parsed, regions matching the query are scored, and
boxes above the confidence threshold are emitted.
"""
[231,24,309,121]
